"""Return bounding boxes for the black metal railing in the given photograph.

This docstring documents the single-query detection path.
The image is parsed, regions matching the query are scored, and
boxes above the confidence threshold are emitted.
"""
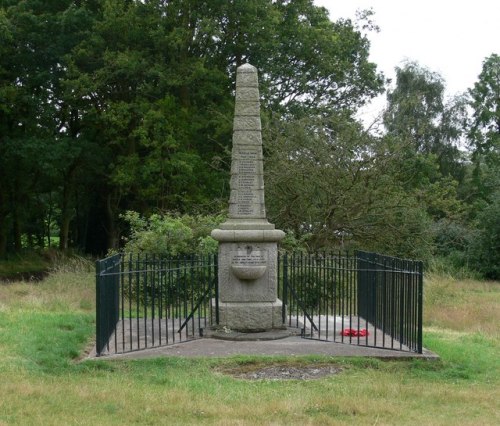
[95,254,121,356]
[96,250,423,355]
[278,251,423,353]
[95,253,217,356]
[356,251,423,352]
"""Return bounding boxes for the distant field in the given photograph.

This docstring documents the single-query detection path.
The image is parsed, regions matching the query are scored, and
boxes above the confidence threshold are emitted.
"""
[0,261,498,425]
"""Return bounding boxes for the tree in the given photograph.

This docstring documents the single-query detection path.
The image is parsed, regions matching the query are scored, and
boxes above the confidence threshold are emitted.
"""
[201,0,384,117]
[464,53,500,278]
[469,54,500,164]
[0,0,385,254]
[63,0,234,249]
[469,189,500,279]
[382,62,466,220]
[384,62,446,153]
[467,53,500,209]
[264,114,433,259]
[62,0,384,251]
[0,0,101,254]
[383,62,465,178]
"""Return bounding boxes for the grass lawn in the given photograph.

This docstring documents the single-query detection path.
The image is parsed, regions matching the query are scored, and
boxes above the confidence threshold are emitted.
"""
[0,260,498,425]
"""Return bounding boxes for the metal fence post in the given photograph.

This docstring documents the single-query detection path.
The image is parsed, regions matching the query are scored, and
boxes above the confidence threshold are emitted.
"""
[417,260,423,354]
[95,260,102,356]
[282,253,288,324]
[214,254,219,325]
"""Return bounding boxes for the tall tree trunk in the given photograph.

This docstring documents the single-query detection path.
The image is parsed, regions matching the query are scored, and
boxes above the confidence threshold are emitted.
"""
[59,163,77,250]
[0,190,7,257]
[13,211,22,252]
[0,217,7,258]
[106,192,120,250]
[10,184,22,251]
[59,215,71,250]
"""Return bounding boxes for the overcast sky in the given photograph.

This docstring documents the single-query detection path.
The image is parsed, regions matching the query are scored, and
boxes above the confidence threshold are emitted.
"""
[314,0,500,120]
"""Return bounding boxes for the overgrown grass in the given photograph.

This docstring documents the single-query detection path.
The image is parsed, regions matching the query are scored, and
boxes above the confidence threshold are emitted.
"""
[424,272,499,337]
[0,262,498,425]
[0,250,91,280]
[426,256,483,281]
[0,251,51,278]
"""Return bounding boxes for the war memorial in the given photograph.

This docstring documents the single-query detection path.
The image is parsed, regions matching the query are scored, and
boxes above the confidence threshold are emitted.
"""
[211,64,286,332]
[95,64,424,357]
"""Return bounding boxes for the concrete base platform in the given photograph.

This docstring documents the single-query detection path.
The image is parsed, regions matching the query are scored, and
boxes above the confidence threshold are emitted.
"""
[205,327,301,341]
[87,336,439,361]
[88,315,439,361]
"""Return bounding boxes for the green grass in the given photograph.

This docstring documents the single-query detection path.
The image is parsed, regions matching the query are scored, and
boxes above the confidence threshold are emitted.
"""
[0,262,498,425]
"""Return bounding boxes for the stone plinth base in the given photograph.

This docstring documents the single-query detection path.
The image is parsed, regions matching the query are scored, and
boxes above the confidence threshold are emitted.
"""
[212,298,286,331]
[215,240,282,302]
[205,327,300,341]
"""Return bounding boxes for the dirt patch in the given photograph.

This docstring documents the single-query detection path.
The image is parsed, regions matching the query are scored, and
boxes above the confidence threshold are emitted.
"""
[216,363,343,381]
[75,337,97,363]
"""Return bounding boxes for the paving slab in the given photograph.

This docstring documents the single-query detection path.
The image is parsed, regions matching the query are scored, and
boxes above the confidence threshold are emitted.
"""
[90,314,437,359]
[88,335,438,361]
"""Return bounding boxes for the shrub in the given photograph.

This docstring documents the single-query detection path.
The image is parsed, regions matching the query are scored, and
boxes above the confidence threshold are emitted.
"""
[431,219,475,257]
[120,211,225,257]
[469,191,500,279]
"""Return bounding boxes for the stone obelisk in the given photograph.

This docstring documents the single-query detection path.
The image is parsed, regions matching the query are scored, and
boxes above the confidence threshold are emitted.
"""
[211,64,285,331]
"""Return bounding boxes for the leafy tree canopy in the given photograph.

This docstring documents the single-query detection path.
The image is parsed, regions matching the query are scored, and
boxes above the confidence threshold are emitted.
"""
[0,0,383,255]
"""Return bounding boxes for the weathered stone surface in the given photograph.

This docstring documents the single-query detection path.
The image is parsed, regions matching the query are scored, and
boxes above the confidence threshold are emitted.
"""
[236,66,259,87]
[229,175,264,191]
[214,300,285,331]
[232,147,261,160]
[232,131,262,146]
[233,116,262,131]
[236,73,259,87]
[228,203,265,218]
[237,63,258,72]
[224,65,266,222]
[217,242,279,302]
[211,63,285,331]
[234,101,260,116]
[235,87,259,101]
[230,158,263,174]
[229,193,264,209]
[211,228,285,240]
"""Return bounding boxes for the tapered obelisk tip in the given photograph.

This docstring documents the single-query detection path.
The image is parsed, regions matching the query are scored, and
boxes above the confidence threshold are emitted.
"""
[223,63,270,227]
[238,63,257,72]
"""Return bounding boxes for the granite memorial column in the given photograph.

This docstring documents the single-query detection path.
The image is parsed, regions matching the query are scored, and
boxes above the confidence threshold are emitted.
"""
[211,63,285,331]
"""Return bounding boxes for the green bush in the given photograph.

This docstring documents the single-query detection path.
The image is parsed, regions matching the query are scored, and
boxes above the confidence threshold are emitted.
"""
[120,211,225,256]
[279,230,314,253]
[431,219,475,257]
[469,191,500,279]
[426,256,480,280]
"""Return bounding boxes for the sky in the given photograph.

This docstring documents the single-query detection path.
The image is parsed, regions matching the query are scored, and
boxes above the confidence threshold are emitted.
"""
[314,0,500,121]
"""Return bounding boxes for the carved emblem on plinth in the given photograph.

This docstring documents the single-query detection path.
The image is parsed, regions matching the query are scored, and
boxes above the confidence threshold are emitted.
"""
[231,245,267,280]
